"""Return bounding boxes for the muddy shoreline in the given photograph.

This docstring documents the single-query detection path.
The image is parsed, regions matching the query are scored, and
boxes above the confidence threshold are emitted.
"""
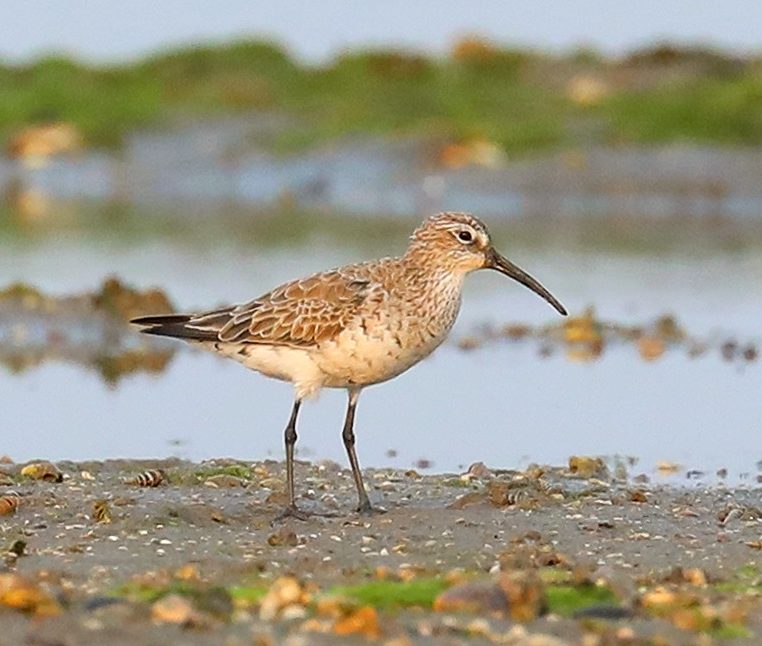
[0,457,760,644]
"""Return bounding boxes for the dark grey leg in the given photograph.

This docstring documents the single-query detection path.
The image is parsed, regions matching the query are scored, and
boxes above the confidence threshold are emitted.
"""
[342,389,373,513]
[275,399,309,521]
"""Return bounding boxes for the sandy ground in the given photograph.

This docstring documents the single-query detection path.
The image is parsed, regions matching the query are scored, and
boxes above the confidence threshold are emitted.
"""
[0,457,761,645]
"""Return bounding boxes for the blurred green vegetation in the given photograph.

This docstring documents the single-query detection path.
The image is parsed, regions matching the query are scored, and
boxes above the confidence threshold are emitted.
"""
[1,40,761,153]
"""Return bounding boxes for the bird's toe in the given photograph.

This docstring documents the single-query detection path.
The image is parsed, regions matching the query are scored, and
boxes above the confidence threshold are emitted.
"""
[271,505,312,524]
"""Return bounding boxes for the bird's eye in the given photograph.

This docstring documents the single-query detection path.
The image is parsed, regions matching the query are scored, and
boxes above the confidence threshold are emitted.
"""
[457,230,474,243]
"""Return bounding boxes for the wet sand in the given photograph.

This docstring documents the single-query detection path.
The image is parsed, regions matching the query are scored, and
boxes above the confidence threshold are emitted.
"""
[0,458,761,644]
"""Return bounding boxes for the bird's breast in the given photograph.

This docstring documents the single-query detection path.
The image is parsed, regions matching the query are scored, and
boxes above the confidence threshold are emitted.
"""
[315,278,463,387]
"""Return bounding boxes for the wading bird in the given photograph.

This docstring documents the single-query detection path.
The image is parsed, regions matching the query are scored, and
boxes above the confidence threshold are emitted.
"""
[133,212,567,518]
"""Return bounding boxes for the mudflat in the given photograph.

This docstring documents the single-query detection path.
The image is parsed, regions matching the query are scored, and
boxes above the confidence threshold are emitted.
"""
[0,457,760,644]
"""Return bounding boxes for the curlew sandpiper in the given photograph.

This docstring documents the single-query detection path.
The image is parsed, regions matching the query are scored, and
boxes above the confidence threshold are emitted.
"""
[132,212,567,518]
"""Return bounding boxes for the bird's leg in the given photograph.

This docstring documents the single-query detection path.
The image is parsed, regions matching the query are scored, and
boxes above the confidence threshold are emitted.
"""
[274,399,310,521]
[342,389,373,514]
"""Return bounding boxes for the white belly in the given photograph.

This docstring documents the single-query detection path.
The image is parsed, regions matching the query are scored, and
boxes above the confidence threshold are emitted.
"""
[210,342,326,400]
[206,320,447,400]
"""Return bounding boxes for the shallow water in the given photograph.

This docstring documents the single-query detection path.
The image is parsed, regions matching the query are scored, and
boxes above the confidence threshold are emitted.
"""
[5,125,762,220]
[1,226,760,480]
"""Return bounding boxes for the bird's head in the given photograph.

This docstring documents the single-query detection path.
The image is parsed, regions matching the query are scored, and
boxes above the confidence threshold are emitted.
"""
[407,212,567,315]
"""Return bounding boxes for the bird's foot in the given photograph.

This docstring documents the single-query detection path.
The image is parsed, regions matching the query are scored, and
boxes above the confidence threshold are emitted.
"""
[271,505,342,524]
[271,505,312,524]
[356,499,385,516]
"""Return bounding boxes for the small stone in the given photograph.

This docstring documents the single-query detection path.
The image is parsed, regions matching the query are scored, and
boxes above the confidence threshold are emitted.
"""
[498,570,546,622]
[267,528,299,547]
[280,604,308,620]
[20,462,63,483]
[259,477,284,490]
[259,576,309,621]
[174,564,201,581]
[568,456,608,479]
[151,593,195,625]
[465,462,493,479]
[0,572,62,616]
[333,606,380,638]
[204,474,246,488]
[7,539,26,557]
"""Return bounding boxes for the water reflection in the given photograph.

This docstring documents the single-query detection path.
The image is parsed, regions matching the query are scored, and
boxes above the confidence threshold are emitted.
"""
[3,279,756,386]
[457,308,759,365]
[0,278,177,386]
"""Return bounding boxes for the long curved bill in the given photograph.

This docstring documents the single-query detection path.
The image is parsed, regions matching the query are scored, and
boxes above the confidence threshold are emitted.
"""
[489,251,567,316]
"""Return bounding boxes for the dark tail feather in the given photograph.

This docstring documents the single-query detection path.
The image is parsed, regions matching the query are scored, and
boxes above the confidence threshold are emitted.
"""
[130,314,218,342]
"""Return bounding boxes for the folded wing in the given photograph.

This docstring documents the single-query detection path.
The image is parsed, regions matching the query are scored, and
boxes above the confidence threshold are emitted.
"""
[132,269,372,349]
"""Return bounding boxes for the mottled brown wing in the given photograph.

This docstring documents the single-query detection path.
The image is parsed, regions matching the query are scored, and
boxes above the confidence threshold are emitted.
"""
[186,269,372,348]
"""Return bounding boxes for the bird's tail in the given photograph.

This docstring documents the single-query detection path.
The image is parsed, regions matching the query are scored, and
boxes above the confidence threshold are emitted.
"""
[130,314,218,341]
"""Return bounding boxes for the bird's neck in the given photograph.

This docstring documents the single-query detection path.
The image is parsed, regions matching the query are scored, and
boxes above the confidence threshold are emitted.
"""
[398,254,467,311]
[403,242,465,273]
